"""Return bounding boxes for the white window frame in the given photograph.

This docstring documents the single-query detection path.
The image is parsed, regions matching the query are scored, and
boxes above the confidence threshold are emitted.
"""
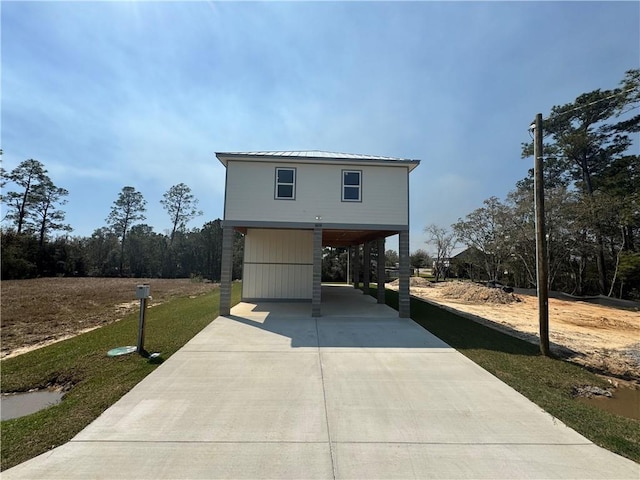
[341,169,362,202]
[275,167,296,200]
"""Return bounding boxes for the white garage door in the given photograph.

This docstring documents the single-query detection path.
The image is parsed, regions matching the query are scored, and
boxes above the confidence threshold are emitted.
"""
[243,229,313,300]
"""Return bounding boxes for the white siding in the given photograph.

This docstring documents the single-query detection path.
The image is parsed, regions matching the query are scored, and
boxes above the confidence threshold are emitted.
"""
[225,161,408,226]
[243,229,313,299]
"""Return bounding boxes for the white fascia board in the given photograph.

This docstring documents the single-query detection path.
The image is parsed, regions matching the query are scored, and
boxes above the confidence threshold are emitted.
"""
[215,152,420,172]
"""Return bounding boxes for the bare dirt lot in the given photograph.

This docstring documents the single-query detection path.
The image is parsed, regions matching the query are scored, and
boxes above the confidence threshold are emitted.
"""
[1,278,218,359]
[389,279,640,381]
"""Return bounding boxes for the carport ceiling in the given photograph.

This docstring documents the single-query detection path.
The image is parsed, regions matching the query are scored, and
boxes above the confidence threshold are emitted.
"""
[232,227,398,246]
[322,229,397,247]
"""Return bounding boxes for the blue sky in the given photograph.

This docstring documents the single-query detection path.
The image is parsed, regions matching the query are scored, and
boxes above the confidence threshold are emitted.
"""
[2,1,639,253]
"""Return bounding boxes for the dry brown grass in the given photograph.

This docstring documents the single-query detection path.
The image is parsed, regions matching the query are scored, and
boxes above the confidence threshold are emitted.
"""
[1,278,218,358]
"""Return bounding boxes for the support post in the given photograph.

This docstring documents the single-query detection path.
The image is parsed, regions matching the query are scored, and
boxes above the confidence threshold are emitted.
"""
[363,241,371,292]
[220,225,234,316]
[377,237,385,304]
[135,284,150,355]
[399,230,410,318]
[312,225,323,317]
[533,113,550,356]
[346,247,350,284]
[353,244,360,289]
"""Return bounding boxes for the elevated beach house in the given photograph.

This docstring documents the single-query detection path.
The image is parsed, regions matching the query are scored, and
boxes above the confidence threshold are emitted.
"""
[216,151,420,317]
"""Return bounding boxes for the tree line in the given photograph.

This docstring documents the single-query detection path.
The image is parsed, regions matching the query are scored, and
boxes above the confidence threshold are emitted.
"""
[1,162,243,280]
[422,70,639,300]
[3,70,637,299]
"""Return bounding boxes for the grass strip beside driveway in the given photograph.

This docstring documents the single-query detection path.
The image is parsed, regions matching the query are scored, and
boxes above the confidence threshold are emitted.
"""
[1,283,241,471]
[379,288,640,463]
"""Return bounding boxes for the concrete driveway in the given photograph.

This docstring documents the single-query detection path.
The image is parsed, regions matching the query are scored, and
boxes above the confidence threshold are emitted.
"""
[3,285,638,479]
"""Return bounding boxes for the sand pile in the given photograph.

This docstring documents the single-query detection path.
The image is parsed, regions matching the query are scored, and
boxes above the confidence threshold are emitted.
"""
[439,282,522,304]
[389,277,433,287]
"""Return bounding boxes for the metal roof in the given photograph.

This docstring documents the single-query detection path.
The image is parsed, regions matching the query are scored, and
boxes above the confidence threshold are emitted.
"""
[215,150,420,171]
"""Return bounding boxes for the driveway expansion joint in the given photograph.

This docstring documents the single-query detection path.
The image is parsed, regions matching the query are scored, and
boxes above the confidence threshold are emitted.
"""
[316,317,337,480]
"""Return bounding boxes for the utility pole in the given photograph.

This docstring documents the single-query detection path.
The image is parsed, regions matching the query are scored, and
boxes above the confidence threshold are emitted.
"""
[533,113,550,356]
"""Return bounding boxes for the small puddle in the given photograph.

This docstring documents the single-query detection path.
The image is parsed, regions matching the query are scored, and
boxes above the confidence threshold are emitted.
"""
[577,384,640,420]
[1,390,64,421]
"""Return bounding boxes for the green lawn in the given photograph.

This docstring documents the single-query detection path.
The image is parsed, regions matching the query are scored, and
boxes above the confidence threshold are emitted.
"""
[377,287,640,463]
[1,283,242,471]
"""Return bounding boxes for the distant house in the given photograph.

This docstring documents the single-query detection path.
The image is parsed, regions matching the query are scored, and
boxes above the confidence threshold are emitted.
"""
[216,151,420,317]
[450,247,486,281]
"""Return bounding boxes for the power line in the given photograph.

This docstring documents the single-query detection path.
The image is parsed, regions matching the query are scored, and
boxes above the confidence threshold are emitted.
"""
[544,86,636,121]
[525,86,638,135]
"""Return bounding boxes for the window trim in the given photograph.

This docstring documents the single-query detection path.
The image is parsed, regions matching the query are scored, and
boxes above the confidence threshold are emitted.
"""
[341,169,362,202]
[274,167,296,200]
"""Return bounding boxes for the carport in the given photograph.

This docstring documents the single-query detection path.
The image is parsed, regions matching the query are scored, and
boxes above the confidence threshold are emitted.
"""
[219,223,411,318]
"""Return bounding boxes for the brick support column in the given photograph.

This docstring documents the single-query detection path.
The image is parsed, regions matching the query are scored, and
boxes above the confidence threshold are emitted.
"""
[399,230,410,318]
[353,244,360,289]
[312,225,322,317]
[363,241,371,293]
[220,226,235,316]
[377,237,385,304]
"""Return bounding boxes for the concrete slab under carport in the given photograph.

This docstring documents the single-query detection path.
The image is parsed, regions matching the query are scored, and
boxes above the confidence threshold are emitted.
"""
[233,283,396,318]
[3,286,638,479]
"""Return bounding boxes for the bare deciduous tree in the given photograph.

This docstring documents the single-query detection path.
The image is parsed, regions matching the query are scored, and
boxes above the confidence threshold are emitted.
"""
[424,224,456,282]
[452,196,511,282]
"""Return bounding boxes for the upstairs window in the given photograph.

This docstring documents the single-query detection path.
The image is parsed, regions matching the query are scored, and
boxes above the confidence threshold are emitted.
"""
[342,170,362,202]
[275,167,296,199]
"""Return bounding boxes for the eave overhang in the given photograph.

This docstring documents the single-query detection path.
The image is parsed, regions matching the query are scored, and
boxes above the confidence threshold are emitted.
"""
[215,151,420,172]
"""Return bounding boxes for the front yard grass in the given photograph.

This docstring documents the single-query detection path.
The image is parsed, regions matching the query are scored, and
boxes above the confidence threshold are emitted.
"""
[1,283,241,471]
[378,287,640,463]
